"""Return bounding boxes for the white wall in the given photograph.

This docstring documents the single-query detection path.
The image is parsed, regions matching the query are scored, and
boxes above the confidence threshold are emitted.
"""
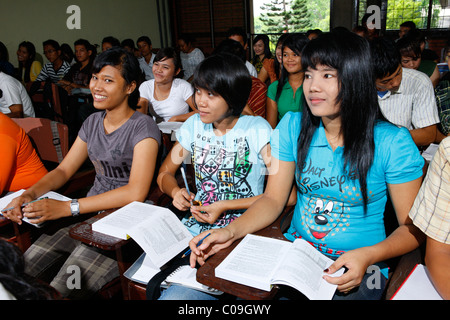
[0,0,163,67]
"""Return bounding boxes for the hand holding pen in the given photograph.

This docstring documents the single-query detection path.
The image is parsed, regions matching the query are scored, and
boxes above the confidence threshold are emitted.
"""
[182,233,211,258]
[1,196,52,225]
[180,166,194,207]
[1,197,49,214]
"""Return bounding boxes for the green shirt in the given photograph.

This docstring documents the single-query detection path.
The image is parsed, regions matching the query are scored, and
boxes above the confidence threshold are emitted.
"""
[267,80,303,120]
[418,59,437,77]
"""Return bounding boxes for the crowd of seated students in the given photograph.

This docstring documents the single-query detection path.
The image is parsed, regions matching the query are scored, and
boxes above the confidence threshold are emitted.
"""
[0,22,449,301]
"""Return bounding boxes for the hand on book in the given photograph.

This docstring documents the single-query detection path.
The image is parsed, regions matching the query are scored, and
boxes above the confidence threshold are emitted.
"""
[188,228,235,267]
[21,199,71,224]
[322,247,373,293]
[2,194,33,224]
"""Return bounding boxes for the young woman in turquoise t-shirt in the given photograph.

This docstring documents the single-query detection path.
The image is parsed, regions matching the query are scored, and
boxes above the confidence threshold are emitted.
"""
[188,31,425,300]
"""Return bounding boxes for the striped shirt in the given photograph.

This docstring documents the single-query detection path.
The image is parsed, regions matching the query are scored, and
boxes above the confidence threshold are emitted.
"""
[35,61,71,83]
[378,68,439,130]
[138,55,155,80]
[410,137,450,244]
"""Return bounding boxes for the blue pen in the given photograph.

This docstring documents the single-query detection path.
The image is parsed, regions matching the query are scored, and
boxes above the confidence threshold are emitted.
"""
[180,166,194,206]
[182,233,211,258]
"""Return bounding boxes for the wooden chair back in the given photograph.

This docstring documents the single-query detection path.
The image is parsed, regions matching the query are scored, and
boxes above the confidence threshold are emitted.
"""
[12,117,69,166]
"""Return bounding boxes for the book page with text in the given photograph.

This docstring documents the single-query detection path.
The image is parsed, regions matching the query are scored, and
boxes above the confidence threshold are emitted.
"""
[127,209,193,268]
[91,201,152,239]
[271,238,343,300]
[215,234,291,291]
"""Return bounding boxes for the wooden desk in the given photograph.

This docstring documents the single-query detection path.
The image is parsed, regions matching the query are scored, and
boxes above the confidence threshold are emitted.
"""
[69,205,294,300]
[69,209,144,299]
[196,207,293,300]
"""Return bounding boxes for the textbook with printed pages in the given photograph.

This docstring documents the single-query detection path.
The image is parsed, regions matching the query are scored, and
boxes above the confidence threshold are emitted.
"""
[215,234,344,300]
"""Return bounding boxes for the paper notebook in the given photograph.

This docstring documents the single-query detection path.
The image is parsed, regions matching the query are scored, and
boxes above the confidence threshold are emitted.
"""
[391,264,443,300]
[163,265,223,295]
[0,189,71,228]
[123,253,222,295]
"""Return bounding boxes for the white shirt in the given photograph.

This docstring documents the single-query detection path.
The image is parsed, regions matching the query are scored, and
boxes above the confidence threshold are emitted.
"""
[138,54,155,80]
[180,48,205,80]
[0,72,35,117]
[245,61,257,77]
[0,283,16,300]
[139,78,193,122]
[377,68,439,130]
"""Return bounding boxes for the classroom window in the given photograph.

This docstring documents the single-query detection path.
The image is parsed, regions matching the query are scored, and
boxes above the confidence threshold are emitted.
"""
[253,0,331,42]
[359,0,450,30]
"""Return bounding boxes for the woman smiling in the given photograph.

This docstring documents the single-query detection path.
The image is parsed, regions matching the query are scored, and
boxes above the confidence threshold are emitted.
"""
[138,47,197,122]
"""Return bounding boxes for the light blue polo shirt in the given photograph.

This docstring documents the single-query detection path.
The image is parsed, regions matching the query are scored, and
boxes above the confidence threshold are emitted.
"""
[271,112,424,262]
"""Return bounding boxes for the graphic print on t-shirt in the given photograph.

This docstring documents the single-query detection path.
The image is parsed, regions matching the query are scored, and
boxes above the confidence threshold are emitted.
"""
[185,137,255,231]
[292,159,367,253]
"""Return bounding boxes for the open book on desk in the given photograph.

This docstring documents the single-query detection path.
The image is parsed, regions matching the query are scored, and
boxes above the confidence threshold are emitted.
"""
[0,189,71,228]
[215,234,344,300]
[94,201,220,293]
[92,201,192,269]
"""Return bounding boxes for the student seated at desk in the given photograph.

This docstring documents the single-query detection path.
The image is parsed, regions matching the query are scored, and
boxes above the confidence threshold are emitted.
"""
[370,37,440,147]
[57,39,96,145]
[0,71,35,118]
[155,53,274,300]
[396,32,440,88]
[266,34,309,128]
[137,47,197,122]
[409,137,450,299]
[31,40,71,89]
[188,31,425,300]
[16,41,42,85]
[0,113,47,195]
[2,47,161,299]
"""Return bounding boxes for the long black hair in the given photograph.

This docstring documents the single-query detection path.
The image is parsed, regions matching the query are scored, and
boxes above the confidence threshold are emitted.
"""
[273,33,290,81]
[0,240,55,299]
[91,47,141,110]
[298,30,385,211]
[252,34,273,62]
[17,41,37,83]
[275,33,309,102]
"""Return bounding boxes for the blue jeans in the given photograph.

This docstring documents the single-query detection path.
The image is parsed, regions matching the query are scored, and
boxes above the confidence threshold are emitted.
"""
[332,270,387,300]
[158,284,221,300]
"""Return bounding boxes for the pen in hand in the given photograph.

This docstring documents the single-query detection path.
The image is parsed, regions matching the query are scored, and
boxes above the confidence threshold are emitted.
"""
[1,197,49,214]
[182,233,211,258]
[180,166,194,207]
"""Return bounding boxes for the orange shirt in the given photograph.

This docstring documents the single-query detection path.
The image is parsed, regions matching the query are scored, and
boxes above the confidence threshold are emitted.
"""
[263,58,277,84]
[0,113,47,193]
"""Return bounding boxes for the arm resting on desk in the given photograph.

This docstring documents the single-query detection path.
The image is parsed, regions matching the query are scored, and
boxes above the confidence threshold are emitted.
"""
[189,158,296,266]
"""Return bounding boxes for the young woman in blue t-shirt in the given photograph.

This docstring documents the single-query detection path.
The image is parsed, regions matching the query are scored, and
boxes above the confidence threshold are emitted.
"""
[155,53,297,300]
[188,31,426,300]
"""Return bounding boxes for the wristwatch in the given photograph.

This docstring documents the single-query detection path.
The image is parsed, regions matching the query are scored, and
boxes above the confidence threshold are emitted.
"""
[70,199,80,217]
